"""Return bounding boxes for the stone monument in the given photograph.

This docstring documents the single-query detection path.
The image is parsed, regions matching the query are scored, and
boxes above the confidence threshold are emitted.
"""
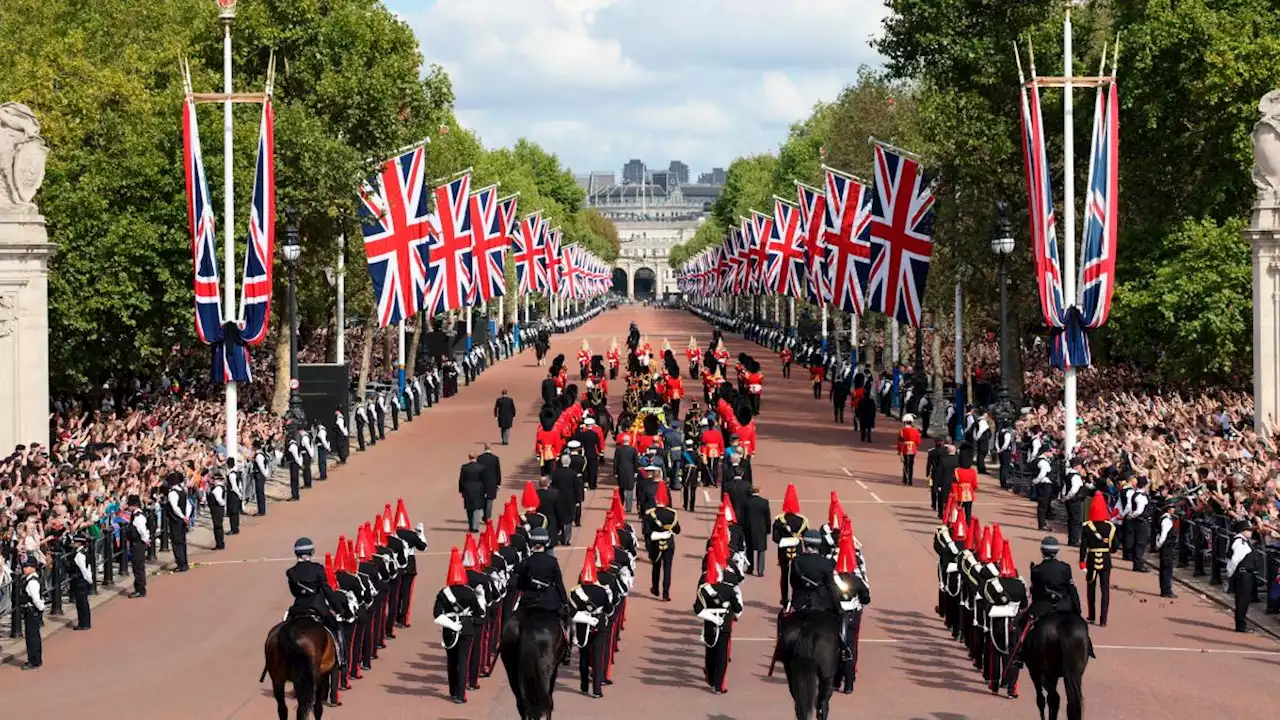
[0,102,56,451]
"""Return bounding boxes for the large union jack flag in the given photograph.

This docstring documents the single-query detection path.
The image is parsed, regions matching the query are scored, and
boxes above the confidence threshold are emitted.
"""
[722,228,743,295]
[1078,80,1119,333]
[513,212,546,294]
[795,181,830,305]
[765,196,809,300]
[183,93,223,349]
[358,145,432,327]
[749,211,774,295]
[466,184,505,304]
[545,227,563,295]
[425,172,476,315]
[238,99,275,348]
[823,166,873,315]
[864,142,936,326]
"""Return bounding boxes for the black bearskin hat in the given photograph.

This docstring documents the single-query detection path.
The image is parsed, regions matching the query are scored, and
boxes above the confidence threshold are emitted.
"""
[737,352,749,365]
[734,397,754,426]
[704,350,718,373]
[664,355,680,378]
[643,413,660,436]
[539,406,557,431]
[591,355,605,376]
[711,329,722,349]
[742,355,760,374]
[564,384,579,405]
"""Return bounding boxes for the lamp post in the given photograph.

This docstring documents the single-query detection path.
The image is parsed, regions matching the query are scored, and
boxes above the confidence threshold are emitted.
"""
[991,200,1016,431]
[282,206,306,433]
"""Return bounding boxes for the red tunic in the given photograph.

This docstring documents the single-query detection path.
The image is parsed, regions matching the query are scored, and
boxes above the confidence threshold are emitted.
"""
[686,348,699,363]
[577,349,590,367]
[780,349,793,364]
[554,371,567,390]
[666,376,684,400]
[715,349,729,364]
[535,428,563,463]
[745,371,764,396]
[702,371,721,395]
[616,430,633,448]
[810,366,826,383]
[735,423,758,457]
[897,426,922,456]
[700,429,725,458]
[955,467,979,503]
[607,349,620,368]
[636,434,662,455]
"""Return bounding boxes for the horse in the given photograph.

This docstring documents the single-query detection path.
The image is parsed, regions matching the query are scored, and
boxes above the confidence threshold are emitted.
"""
[260,614,338,720]
[1021,611,1092,720]
[500,608,568,719]
[777,609,842,720]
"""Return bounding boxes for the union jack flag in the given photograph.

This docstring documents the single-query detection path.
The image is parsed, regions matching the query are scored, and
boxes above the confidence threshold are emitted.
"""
[734,222,751,293]
[545,227,562,295]
[823,166,873,315]
[358,145,432,327]
[749,211,774,295]
[425,172,476,315]
[560,244,580,299]
[1078,79,1119,330]
[513,212,546,294]
[183,93,223,348]
[721,230,742,295]
[795,181,830,305]
[765,196,809,300]
[238,99,275,347]
[864,142,936,326]
[466,184,505,304]
[1020,76,1067,333]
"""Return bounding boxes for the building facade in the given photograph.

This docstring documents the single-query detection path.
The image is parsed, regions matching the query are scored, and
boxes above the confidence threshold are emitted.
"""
[612,219,701,299]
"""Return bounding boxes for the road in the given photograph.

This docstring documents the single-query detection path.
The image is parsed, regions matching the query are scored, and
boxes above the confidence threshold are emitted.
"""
[4,307,1277,719]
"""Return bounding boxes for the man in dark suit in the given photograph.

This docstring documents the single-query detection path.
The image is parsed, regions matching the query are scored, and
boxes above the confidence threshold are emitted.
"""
[743,485,771,576]
[550,453,579,546]
[493,390,516,445]
[721,459,751,528]
[614,435,639,512]
[855,392,877,443]
[477,443,502,522]
[536,476,566,558]
[458,453,487,532]
[933,443,958,520]
[925,438,945,511]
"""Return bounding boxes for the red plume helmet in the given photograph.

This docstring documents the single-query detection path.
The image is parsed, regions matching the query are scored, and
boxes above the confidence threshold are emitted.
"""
[1088,493,1109,523]
[581,541,599,583]
[942,494,958,526]
[595,529,611,570]
[978,526,992,563]
[719,494,737,524]
[966,516,980,551]
[522,481,541,511]
[335,536,349,573]
[324,552,338,589]
[951,517,968,544]
[610,489,626,520]
[394,498,411,530]
[496,515,512,546]
[478,529,492,560]
[343,537,358,570]
[999,540,1017,578]
[462,533,480,569]
[485,519,500,548]
[704,549,723,585]
[990,525,1005,564]
[382,504,394,534]
[446,547,467,586]
[654,482,671,507]
[828,491,845,529]
[356,523,374,561]
[783,484,801,515]
[836,533,858,573]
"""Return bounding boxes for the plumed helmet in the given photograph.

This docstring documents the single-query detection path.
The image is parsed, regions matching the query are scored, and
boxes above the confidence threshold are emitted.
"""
[999,541,1017,578]
[783,484,801,515]
[835,533,859,573]
[580,542,599,584]
[293,537,315,557]
[654,482,671,507]
[539,406,557,431]
[1087,493,1110,523]
[522,481,541,511]
[528,527,551,548]
[446,547,467,586]
[734,398,753,426]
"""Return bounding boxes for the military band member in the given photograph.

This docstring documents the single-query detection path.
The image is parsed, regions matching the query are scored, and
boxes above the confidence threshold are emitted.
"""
[694,548,744,694]
[434,548,486,704]
[1080,493,1117,626]
[771,484,808,606]
[570,543,615,698]
[69,533,93,631]
[984,540,1026,697]
[643,484,681,601]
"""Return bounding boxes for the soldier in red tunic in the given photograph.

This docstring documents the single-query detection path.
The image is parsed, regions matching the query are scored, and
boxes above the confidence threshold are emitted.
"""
[779,346,794,378]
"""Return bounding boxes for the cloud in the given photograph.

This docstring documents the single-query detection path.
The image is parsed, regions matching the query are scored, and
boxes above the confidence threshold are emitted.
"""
[387,0,884,175]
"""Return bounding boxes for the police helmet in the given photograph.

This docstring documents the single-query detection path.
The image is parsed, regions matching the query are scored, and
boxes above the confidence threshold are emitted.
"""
[801,529,823,549]
[1039,536,1060,557]
[528,527,551,548]
[293,537,315,557]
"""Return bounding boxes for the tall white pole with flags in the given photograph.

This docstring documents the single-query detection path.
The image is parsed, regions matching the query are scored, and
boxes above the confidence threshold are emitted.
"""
[336,234,345,365]
[1061,8,1078,459]
[219,0,238,460]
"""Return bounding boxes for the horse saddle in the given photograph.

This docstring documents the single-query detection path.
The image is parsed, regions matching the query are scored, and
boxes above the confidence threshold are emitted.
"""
[285,608,325,624]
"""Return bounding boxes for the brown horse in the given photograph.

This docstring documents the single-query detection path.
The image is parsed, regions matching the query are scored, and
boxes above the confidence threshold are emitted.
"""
[260,615,338,720]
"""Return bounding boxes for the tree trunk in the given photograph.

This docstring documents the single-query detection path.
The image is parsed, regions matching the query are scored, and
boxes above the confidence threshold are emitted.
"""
[407,314,424,377]
[356,316,376,404]
[381,326,394,380]
[325,304,337,364]
[270,314,290,416]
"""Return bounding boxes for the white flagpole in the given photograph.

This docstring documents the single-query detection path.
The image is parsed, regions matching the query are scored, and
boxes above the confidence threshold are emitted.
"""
[1062,8,1079,460]
[336,233,346,365]
[788,296,796,334]
[221,3,238,461]
[398,320,406,399]
[821,305,828,349]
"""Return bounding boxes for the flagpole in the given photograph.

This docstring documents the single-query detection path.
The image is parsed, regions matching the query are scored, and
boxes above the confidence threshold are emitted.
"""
[398,319,406,401]
[221,1,238,462]
[336,233,346,365]
[788,297,796,336]
[1062,6,1078,460]
[821,305,828,351]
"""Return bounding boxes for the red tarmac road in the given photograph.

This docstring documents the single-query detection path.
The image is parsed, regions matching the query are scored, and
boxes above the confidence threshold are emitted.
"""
[5,307,1278,719]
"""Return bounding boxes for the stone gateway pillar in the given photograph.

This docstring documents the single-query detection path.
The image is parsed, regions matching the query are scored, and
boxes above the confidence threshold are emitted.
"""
[0,102,56,451]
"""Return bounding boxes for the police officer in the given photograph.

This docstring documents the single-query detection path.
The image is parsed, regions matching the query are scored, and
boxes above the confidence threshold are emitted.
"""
[354,401,369,451]
[996,425,1014,489]
[694,549,743,694]
[389,389,400,430]
[69,533,93,630]
[1024,537,1082,633]
[570,547,615,698]
[1080,494,1117,626]
[19,557,44,670]
[164,472,191,572]
[643,484,681,601]
[1060,459,1086,546]
[375,394,387,440]
[285,538,347,670]
[125,494,150,599]
[286,432,303,501]
[299,428,314,489]
[333,408,349,464]
[771,484,807,606]
[316,421,330,480]
[1128,478,1152,572]
[208,470,228,550]
[1155,500,1178,599]
[252,442,270,516]
[1226,524,1259,633]
[225,456,243,535]
[1031,449,1055,531]
[434,547,486,704]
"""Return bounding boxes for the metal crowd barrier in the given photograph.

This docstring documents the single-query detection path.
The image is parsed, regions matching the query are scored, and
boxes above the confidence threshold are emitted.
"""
[1176,515,1280,609]
[4,520,131,638]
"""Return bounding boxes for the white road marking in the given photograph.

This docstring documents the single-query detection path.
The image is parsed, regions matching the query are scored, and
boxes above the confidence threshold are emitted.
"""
[857,480,869,490]
[728,637,1280,655]
[841,467,853,477]
[703,489,712,504]
[869,492,884,503]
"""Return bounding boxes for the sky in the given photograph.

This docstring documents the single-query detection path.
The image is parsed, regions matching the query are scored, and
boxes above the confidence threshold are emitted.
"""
[386,0,887,180]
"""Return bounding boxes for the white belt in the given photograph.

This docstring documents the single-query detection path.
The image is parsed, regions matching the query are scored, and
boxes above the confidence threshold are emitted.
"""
[650,531,672,541]
[748,384,762,393]
[434,614,463,632]
[944,562,958,573]
[572,610,600,627]
[988,604,1020,618]
[779,537,800,548]
[839,599,860,612]
[697,608,727,626]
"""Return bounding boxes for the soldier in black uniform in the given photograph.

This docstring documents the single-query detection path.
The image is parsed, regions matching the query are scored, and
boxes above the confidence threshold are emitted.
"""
[569,548,615,698]
[984,540,1027,697]
[434,548,486,704]
[69,533,93,630]
[164,472,191,572]
[1080,493,1117,625]
[510,526,570,630]
[567,441,588,526]
[1021,537,1081,641]
[642,484,681,601]
[394,518,429,627]
[285,538,347,670]
[461,536,494,691]
[694,550,744,694]
[771,484,808,606]
[355,542,388,669]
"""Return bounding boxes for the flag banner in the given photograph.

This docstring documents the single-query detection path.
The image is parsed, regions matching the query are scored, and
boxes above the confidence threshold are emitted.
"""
[864,141,936,327]
[513,212,545,294]
[425,172,476,315]
[467,184,504,304]
[796,181,830,305]
[765,196,809,300]
[823,166,873,316]
[1077,80,1119,341]
[237,98,275,349]
[546,227,563,295]
[358,144,432,327]
[749,211,774,296]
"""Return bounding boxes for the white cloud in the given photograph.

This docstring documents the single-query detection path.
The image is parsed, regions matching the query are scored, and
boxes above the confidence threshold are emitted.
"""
[387,0,884,175]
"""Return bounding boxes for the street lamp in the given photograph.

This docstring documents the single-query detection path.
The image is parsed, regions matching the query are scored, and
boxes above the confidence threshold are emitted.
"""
[282,206,306,433]
[990,200,1016,431]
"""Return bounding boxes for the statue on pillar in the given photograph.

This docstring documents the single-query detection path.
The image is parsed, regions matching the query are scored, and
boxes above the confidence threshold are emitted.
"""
[0,102,48,213]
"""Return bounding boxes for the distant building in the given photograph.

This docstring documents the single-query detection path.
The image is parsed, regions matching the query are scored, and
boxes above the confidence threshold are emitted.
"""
[668,161,689,186]
[584,182,722,222]
[697,167,727,186]
[622,159,645,185]
[650,170,675,192]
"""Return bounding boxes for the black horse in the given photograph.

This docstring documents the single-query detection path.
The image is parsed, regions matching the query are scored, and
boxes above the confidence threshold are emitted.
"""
[500,608,569,719]
[260,615,337,720]
[778,609,841,720]
[1022,611,1091,720]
